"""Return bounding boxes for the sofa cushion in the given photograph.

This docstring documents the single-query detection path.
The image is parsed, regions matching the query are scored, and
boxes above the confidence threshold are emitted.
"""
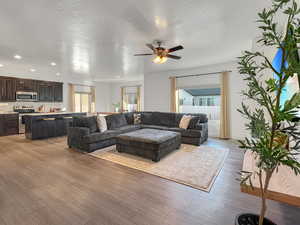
[83,130,121,144]
[187,116,199,129]
[73,116,98,133]
[141,125,168,130]
[166,127,202,138]
[141,112,153,125]
[133,113,142,124]
[123,112,134,125]
[165,127,183,133]
[152,112,176,127]
[105,114,128,129]
[117,125,141,133]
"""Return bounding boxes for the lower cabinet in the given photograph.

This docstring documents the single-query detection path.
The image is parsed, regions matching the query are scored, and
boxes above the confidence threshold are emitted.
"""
[0,114,19,136]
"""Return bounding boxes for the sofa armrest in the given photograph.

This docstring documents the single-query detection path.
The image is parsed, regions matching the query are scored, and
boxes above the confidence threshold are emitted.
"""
[68,127,90,137]
[67,127,90,148]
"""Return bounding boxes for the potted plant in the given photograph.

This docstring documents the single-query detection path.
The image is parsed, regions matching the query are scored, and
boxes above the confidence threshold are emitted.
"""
[237,0,300,224]
[112,102,121,112]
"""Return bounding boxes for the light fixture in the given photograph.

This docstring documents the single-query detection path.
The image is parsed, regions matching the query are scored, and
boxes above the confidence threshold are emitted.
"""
[50,62,56,66]
[56,72,60,76]
[0,64,3,67]
[153,56,168,64]
[30,68,36,72]
[14,55,22,60]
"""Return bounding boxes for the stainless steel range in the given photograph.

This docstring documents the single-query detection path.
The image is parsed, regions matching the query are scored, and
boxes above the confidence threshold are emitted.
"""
[13,106,35,134]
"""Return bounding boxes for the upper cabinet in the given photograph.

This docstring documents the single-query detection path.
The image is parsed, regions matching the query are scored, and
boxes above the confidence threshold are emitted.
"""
[0,77,16,102]
[38,81,54,102]
[0,76,63,102]
[16,79,37,92]
[38,81,63,102]
[53,83,63,102]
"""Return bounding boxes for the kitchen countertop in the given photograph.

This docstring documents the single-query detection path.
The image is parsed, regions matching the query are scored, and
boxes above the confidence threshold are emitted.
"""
[0,112,19,115]
[22,112,79,116]
[22,112,87,118]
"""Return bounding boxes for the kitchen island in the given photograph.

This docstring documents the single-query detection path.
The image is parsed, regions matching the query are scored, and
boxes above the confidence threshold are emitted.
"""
[24,112,86,140]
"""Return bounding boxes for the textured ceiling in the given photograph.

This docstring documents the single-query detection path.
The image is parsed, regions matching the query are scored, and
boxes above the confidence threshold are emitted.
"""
[0,0,269,82]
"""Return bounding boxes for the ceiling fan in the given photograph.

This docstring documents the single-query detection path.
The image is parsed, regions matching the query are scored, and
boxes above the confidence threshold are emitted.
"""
[134,41,184,64]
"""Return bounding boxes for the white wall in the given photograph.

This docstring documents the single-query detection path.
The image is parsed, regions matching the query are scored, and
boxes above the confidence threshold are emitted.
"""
[95,82,112,112]
[95,80,144,112]
[144,61,248,140]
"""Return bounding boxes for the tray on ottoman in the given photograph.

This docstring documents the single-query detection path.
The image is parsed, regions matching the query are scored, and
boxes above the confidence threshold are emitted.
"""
[116,129,181,162]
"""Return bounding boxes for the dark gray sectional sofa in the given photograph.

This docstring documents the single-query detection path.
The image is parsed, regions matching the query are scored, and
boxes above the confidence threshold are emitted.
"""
[68,112,208,153]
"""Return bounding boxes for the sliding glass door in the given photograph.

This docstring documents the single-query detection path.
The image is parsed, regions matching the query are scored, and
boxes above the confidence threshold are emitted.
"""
[178,88,221,137]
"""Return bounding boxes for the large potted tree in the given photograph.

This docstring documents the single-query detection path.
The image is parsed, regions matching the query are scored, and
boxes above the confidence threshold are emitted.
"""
[236,0,300,224]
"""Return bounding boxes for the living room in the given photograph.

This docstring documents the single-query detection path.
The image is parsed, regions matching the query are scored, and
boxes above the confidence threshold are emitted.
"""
[0,0,299,225]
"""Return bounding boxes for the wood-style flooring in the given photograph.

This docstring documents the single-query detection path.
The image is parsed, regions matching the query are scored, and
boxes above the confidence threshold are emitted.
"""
[0,135,299,225]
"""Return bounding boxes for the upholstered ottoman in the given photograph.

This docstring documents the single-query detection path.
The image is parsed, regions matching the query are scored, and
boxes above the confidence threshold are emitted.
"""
[116,129,181,162]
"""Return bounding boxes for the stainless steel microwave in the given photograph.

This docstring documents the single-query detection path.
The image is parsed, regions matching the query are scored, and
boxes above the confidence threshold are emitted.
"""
[16,92,38,101]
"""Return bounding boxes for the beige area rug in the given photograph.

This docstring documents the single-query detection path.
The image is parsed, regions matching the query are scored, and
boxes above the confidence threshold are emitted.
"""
[89,144,229,192]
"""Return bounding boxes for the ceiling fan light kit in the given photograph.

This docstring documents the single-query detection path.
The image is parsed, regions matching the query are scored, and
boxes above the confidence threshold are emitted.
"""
[134,41,184,64]
[153,56,168,64]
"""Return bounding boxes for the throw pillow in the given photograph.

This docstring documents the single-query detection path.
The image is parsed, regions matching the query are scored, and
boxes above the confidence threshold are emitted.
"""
[179,115,193,129]
[188,116,200,129]
[133,113,141,124]
[96,115,108,132]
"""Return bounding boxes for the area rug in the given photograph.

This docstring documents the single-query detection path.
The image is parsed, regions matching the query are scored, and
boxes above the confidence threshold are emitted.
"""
[89,144,229,192]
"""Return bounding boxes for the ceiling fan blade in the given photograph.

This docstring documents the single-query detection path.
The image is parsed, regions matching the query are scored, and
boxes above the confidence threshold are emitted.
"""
[168,45,184,53]
[167,54,181,60]
[134,53,153,56]
[146,43,155,51]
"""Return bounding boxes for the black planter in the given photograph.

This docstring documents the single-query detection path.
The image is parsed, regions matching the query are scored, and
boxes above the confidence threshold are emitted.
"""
[235,214,277,225]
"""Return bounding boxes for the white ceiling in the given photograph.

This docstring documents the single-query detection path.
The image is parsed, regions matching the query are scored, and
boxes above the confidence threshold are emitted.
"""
[0,0,268,82]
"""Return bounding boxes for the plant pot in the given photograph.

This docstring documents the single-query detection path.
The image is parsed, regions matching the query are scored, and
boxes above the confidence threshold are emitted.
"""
[235,214,277,225]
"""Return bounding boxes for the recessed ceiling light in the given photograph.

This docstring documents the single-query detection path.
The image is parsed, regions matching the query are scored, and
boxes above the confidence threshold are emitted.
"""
[0,64,4,67]
[14,55,22,60]
[50,62,56,66]
[56,72,60,76]
[30,68,36,72]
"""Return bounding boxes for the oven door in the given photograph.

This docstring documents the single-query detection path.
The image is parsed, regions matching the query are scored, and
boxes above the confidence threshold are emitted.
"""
[16,92,38,101]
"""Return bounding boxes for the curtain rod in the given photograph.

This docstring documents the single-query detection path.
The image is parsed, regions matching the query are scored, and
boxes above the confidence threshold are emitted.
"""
[172,70,232,79]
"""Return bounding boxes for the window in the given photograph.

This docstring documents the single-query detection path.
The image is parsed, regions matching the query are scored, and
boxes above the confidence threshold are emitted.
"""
[121,86,141,112]
[75,93,91,113]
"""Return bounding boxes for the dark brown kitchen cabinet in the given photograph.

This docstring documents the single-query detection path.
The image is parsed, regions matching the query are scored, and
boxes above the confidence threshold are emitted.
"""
[38,82,54,102]
[0,77,16,101]
[0,76,63,102]
[0,114,19,136]
[16,79,37,92]
[53,83,63,102]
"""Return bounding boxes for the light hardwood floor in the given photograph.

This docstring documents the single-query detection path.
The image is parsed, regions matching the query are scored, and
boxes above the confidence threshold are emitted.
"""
[0,135,299,225]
